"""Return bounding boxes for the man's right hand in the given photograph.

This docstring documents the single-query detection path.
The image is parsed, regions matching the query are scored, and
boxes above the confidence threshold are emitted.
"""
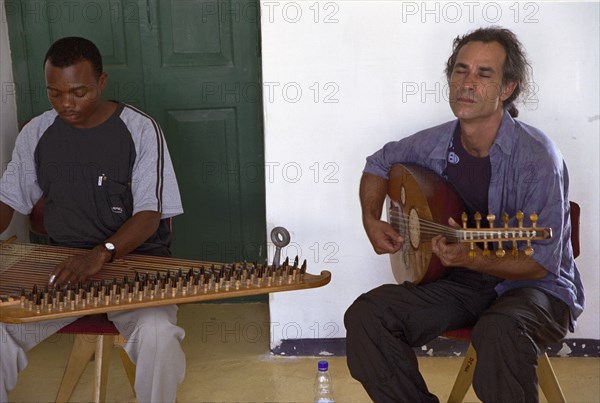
[363,218,404,254]
[50,246,110,285]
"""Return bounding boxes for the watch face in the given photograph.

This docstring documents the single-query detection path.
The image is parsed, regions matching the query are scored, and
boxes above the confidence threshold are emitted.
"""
[105,242,115,251]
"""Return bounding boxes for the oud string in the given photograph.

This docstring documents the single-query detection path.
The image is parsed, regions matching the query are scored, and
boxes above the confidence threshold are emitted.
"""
[388,210,460,241]
[389,210,533,242]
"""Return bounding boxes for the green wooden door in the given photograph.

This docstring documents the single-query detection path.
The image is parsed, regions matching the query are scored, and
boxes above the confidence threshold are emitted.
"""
[5,0,266,263]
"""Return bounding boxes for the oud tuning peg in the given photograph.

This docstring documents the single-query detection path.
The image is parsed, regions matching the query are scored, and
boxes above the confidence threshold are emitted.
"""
[495,213,509,256]
[463,212,477,258]
[524,212,538,257]
[482,243,490,257]
[481,235,491,256]
[525,245,534,256]
[474,212,482,227]
[482,213,496,257]
[516,210,524,228]
[471,212,490,256]
[530,212,538,227]
[512,211,524,256]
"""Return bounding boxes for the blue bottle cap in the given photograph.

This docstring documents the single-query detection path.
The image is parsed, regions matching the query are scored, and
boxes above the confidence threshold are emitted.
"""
[318,360,329,371]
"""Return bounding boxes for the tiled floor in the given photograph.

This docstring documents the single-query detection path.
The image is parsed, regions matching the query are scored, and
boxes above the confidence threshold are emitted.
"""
[8,302,600,402]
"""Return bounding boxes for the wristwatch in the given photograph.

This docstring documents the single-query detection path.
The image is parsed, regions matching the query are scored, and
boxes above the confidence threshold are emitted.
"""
[103,242,116,262]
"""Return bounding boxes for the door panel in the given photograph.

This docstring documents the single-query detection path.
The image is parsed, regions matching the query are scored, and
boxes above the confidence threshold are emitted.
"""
[159,0,233,66]
[164,108,244,262]
[141,0,265,262]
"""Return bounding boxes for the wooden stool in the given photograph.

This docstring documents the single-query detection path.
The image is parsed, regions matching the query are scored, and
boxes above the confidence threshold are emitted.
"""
[443,328,566,403]
[55,314,136,403]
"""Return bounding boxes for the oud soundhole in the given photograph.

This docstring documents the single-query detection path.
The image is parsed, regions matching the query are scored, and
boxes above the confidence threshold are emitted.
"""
[408,208,420,250]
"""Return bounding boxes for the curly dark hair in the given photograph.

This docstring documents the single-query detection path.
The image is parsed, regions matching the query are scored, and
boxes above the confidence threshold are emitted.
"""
[43,37,103,78]
[444,27,532,117]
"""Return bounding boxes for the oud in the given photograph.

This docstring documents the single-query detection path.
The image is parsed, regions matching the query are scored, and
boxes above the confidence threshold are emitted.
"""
[387,164,552,285]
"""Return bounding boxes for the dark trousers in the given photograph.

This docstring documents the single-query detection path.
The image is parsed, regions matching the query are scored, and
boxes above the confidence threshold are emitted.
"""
[344,269,570,403]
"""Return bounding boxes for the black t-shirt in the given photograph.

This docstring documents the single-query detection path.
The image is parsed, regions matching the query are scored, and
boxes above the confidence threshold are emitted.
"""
[443,126,491,224]
[34,103,172,256]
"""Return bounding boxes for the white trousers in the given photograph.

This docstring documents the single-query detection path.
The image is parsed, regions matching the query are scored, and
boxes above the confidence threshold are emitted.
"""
[0,305,185,403]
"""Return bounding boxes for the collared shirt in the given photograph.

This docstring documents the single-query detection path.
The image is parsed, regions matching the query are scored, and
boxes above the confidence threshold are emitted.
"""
[364,111,585,331]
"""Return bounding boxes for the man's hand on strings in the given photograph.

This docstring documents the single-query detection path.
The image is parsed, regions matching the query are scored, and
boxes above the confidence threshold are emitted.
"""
[50,247,109,286]
[432,217,477,267]
[364,218,404,254]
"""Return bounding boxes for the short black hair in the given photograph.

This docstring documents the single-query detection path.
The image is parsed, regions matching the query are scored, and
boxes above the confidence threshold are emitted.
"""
[445,27,532,118]
[44,37,103,78]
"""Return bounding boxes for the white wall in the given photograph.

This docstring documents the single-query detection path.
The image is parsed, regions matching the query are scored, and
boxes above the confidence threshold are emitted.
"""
[261,1,600,347]
[0,0,27,241]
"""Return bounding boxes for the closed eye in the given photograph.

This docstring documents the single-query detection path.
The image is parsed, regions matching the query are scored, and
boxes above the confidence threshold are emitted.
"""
[47,89,61,98]
[73,88,88,98]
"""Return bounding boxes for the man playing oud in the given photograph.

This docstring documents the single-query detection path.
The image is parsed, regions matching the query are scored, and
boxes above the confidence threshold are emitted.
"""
[344,27,584,402]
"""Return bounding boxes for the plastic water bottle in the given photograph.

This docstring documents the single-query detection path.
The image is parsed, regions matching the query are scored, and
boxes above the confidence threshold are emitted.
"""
[314,360,334,403]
